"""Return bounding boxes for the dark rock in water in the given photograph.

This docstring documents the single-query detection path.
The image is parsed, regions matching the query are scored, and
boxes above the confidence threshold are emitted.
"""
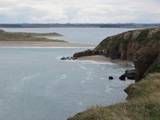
[109,76,114,80]
[60,56,73,60]
[119,74,126,81]
[66,57,71,60]
[73,49,106,59]
[119,69,136,81]
[125,69,136,80]
[61,57,66,60]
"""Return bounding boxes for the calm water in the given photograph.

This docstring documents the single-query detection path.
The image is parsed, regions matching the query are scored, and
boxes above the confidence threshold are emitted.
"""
[0,28,134,120]
[1,27,134,45]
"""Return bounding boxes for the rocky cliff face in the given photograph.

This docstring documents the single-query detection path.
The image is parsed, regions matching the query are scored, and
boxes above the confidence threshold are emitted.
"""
[96,28,160,80]
[68,28,160,120]
[73,28,160,81]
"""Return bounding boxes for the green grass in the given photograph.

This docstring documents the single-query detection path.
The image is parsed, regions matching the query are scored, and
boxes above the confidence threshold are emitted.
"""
[149,64,160,73]
[153,31,160,40]
[135,29,149,43]
[68,73,160,120]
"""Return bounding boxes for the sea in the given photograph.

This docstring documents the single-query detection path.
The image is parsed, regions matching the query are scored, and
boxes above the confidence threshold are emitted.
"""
[0,27,135,120]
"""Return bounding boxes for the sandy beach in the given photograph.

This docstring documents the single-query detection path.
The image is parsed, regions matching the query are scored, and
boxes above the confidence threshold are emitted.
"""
[0,41,95,48]
[77,55,134,65]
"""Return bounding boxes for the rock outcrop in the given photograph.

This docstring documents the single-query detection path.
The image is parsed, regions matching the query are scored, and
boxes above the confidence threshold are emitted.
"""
[119,69,136,80]
[73,28,160,81]
[68,28,160,120]
[73,49,104,59]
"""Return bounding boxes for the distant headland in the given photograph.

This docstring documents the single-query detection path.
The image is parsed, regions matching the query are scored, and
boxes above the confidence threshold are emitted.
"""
[0,23,160,28]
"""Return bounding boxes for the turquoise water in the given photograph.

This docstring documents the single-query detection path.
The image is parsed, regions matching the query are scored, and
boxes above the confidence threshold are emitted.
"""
[0,48,134,120]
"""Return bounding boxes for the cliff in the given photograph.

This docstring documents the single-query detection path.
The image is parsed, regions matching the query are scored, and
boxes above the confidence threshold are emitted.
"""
[73,28,160,81]
[69,28,160,120]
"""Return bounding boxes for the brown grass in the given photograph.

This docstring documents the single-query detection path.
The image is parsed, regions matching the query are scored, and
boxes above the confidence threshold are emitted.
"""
[68,73,160,120]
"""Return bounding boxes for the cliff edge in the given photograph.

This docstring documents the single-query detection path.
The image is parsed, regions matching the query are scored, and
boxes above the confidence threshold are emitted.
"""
[73,28,160,81]
[68,73,160,120]
[68,28,160,120]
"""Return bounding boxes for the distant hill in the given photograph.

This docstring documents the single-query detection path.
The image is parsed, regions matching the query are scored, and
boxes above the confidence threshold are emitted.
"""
[0,23,160,28]
[0,29,65,42]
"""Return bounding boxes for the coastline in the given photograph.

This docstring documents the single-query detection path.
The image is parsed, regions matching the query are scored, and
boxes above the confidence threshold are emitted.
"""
[67,28,160,120]
[77,55,134,66]
[0,41,95,48]
[0,29,95,48]
[1,27,160,120]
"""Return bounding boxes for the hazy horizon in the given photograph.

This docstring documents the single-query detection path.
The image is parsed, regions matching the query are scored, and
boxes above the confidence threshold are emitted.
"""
[0,0,160,23]
[0,23,160,24]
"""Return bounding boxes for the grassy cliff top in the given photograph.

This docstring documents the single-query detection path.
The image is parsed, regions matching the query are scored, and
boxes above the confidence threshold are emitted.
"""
[68,73,160,120]
[96,28,160,51]
[94,28,160,80]
[68,28,160,120]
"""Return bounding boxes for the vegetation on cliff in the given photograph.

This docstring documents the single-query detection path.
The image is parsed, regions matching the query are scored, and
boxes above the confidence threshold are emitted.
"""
[96,28,160,80]
[68,73,160,120]
[73,28,160,81]
[69,28,160,120]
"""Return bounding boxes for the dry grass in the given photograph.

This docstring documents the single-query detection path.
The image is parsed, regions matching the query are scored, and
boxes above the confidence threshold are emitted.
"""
[68,73,160,120]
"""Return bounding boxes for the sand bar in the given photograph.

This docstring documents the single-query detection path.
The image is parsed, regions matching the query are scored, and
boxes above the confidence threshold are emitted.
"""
[0,41,95,48]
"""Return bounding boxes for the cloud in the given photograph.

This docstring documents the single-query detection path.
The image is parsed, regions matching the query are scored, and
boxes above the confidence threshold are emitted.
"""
[0,0,160,23]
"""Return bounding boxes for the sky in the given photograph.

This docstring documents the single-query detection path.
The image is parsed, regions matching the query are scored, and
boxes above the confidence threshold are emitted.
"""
[0,0,160,23]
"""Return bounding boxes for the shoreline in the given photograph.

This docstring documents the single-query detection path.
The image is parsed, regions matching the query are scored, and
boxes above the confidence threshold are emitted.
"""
[0,41,95,48]
[77,55,134,66]
[0,28,96,49]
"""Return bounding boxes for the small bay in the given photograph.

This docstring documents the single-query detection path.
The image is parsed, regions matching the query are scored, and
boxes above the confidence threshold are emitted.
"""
[0,28,134,120]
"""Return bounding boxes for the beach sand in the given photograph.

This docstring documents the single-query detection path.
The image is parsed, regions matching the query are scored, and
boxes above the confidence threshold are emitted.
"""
[77,55,134,65]
[0,41,95,48]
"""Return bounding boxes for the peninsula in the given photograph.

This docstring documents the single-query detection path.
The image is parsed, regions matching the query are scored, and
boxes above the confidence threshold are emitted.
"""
[0,29,93,48]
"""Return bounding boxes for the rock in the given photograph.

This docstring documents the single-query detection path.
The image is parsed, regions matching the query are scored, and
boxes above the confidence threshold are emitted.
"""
[95,28,160,80]
[119,74,126,81]
[61,57,66,60]
[71,28,160,81]
[125,69,136,80]
[134,46,159,81]
[60,56,73,60]
[109,76,114,80]
[73,49,105,59]
[119,69,136,81]
[66,57,71,60]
